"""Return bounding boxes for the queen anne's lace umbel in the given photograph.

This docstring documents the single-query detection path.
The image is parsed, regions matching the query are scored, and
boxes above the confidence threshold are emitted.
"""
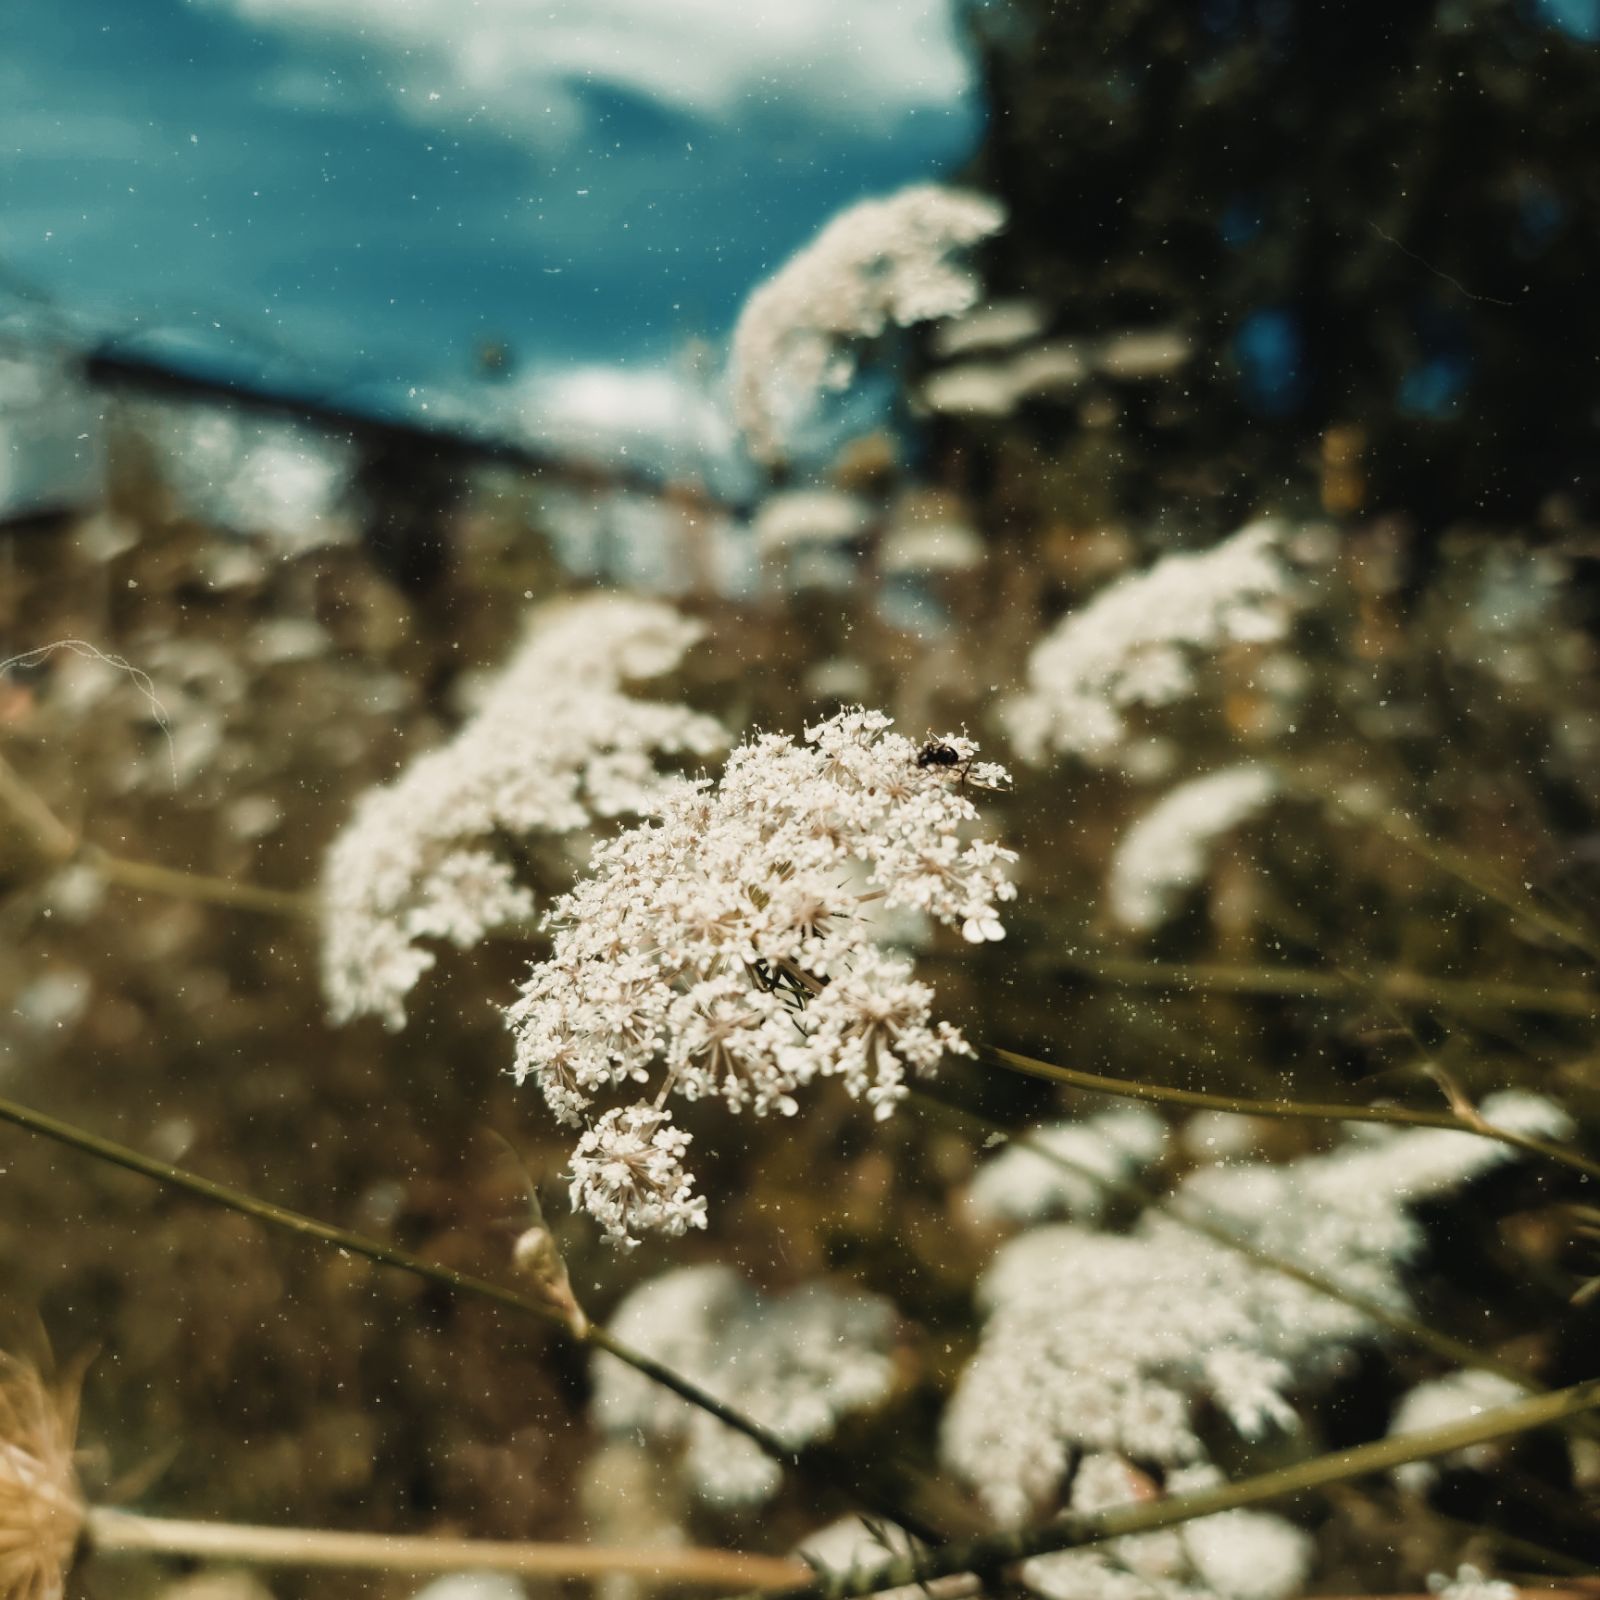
[507,709,1016,1243]
[1107,764,1281,932]
[964,1106,1169,1228]
[593,1265,899,1505]
[321,596,726,1030]
[943,1093,1571,1528]
[730,184,1006,464]
[1004,522,1295,765]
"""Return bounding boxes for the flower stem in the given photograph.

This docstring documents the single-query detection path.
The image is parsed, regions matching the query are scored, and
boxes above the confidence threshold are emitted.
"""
[0,752,310,917]
[84,1508,809,1587]
[983,1045,1600,1185]
[84,845,314,917]
[1317,786,1600,963]
[0,751,78,862]
[1057,952,1598,1020]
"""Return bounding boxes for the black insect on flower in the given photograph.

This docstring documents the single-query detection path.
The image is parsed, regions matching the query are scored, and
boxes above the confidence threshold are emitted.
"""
[914,737,1009,795]
[915,740,964,772]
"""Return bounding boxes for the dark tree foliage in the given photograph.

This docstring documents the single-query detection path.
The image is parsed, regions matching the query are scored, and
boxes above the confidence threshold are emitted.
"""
[957,0,1600,529]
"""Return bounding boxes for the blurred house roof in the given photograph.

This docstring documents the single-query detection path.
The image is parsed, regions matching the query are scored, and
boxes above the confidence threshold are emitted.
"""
[0,337,743,531]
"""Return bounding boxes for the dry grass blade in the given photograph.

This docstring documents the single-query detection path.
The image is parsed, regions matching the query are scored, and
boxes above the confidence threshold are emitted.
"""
[0,1354,85,1600]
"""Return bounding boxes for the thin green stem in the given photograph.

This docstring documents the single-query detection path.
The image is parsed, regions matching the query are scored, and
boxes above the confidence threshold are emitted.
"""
[0,751,311,918]
[1319,787,1600,963]
[743,1379,1600,1600]
[1056,953,1598,1020]
[83,845,314,918]
[1432,1514,1599,1580]
[0,1091,941,1541]
[0,750,78,862]
[984,1046,1600,1185]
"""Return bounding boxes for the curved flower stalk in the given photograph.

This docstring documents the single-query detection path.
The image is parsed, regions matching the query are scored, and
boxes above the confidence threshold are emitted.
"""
[1003,521,1296,766]
[593,1265,900,1507]
[321,595,727,1030]
[507,709,1016,1243]
[730,185,1006,464]
[942,1093,1571,1529]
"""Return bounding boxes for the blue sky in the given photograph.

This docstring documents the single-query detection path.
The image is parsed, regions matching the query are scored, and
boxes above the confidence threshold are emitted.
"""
[0,0,978,454]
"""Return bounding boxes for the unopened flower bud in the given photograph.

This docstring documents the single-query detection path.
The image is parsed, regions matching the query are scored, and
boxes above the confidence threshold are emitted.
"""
[512,1226,588,1337]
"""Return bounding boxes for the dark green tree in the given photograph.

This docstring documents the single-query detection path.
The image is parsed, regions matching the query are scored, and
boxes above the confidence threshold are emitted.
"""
[956,0,1599,529]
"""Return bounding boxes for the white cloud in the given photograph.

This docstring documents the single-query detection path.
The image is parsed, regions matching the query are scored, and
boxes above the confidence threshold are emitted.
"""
[202,0,969,138]
[513,362,738,477]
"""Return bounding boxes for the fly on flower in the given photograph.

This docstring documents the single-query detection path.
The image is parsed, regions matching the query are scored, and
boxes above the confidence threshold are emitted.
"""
[915,739,964,770]
[915,736,1010,795]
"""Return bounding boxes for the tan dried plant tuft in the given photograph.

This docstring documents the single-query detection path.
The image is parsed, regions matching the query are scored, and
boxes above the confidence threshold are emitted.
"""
[0,1354,85,1600]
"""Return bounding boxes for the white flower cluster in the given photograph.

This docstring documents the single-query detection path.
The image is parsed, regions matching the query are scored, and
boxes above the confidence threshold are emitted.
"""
[1004,522,1295,765]
[1108,765,1281,931]
[964,1106,1169,1228]
[1023,1456,1312,1600]
[942,1093,1570,1528]
[508,709,1015,1243]
[730,184,1006,464]
[593,1265,898,1506]
[794,1519,934,1600]
[321,595,726,1030]
[752,489,872,555]
[1427,1567,1520,1600]
[794,1506,1307,1600]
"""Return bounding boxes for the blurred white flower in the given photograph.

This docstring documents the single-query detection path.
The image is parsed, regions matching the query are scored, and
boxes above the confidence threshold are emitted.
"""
[1180,1504,1314,1600]
[1427,1566,1519,1600]
[919,341,1089,418]
[943,1093,1571,1527]
[593,1265,898,1505]
[1021,1456,1311,1600]
[965,1106,1169,1227]
[508,708,1015,1241]
[1005,522,1295,765]
[1387,1368,1527,1491]
[731,185,1005,464]
[13,971,92,1038]
[794,1518,929,1600]
[1094,328,1194,381]
[411,1576,528,1600]
[1108,764,1280,931]
[752,489,872,555]
[931,299,1047,358]
[42,863,106,925]
[879,521,985,577]
[321,594,726,1030]
[1180,1110,1270,1161]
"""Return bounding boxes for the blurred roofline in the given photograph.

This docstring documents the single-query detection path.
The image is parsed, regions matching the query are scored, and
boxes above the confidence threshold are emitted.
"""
[80,344,747,518]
